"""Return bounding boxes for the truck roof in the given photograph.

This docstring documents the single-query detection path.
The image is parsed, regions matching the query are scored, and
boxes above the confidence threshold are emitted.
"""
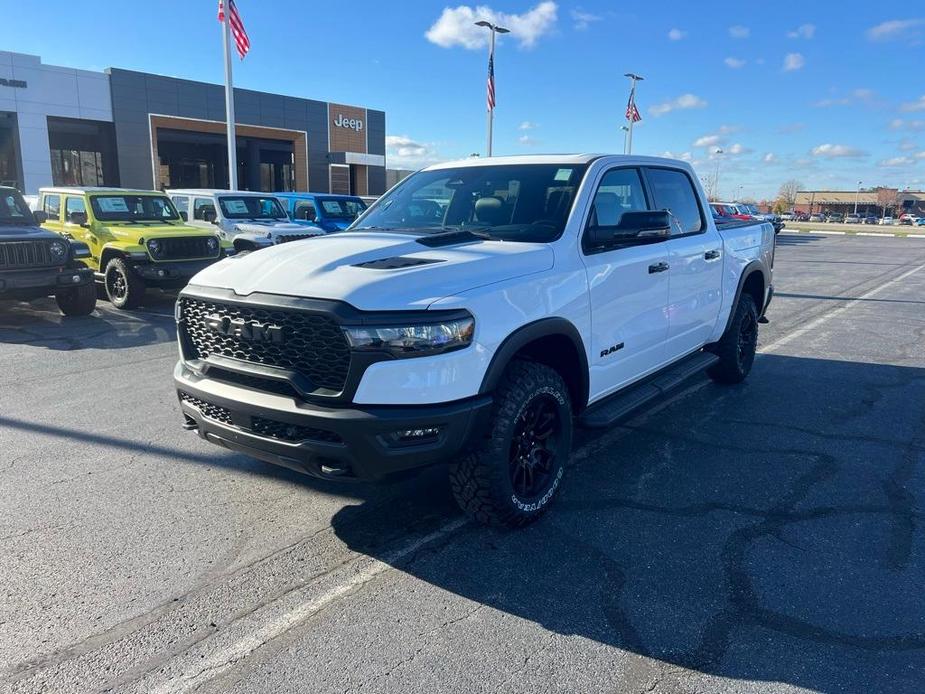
[39,186,168,196]
[166,189,277,196]
[422,153,695,171]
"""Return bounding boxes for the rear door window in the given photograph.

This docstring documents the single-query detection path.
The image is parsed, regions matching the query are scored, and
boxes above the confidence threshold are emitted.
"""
[644,168,704,235]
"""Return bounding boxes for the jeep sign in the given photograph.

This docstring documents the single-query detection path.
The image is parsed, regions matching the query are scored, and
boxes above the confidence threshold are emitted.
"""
[333,114,363,132]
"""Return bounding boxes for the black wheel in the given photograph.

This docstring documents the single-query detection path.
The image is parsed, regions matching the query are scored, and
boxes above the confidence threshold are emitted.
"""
[449,360,573,527]
[708,294,758,384]
[104,257,145,309]
[55,281,96,316]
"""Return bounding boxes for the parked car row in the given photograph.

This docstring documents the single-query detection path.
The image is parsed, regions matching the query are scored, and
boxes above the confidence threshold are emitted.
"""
[784,211,924,226]
[2,186,370,313]
[710,201,784,233]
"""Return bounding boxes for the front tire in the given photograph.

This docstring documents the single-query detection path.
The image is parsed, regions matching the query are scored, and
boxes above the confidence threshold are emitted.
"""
[708,294,758,384]
[55,281,96,316]
[104,257,145,309]
[450,360,573,527]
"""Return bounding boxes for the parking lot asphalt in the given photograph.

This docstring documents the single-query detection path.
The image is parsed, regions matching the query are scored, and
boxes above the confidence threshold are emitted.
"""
[1,233,924,694]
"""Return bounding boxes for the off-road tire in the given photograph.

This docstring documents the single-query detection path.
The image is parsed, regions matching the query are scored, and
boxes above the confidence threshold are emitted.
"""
[708,293,758,384]
[55,280,96,316]
[449,360,573,527]
[104,257,145,309]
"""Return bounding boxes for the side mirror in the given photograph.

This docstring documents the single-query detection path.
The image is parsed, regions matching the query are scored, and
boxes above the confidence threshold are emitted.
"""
[32,210,48,224]
[68,211,88,225]
[586,210,672,246]
[179,210,188,222]
[202,209,217,224]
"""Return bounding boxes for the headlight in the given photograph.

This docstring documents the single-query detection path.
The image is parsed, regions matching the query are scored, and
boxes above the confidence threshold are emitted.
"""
[206,236,219,253]
[48,240,68,261]
[343,317,474,357]
[147,239,162,257]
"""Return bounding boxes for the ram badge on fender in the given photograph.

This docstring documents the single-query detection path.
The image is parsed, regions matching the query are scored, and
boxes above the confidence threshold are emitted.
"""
[173,154,775,526]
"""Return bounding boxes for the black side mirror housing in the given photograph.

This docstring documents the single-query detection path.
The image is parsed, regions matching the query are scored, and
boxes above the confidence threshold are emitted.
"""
[586,209,672,246]
[68,211,88,226]
[32,210,48,224]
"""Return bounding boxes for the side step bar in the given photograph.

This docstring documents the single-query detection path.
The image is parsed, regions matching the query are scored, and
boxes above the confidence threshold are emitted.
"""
[579,351,719,429]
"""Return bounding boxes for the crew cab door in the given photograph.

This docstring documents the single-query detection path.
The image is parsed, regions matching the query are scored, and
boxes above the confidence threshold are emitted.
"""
[581,167,670,402]
[643,167,724,358]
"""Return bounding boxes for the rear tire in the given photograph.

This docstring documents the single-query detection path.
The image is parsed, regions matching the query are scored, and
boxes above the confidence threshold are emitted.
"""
[104,257,145,309]
[55,280,96,316]
[449,360,573,527]
[708,294,758,384]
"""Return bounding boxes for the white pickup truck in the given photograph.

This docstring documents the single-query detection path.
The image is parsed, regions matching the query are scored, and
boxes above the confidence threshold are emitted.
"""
[174,155,774,526]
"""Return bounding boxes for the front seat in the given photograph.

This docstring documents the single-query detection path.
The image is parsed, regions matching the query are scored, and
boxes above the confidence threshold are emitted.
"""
[474,196,506,226]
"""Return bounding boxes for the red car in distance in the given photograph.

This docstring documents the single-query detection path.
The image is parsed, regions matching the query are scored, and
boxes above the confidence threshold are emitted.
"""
[710,202,754,221]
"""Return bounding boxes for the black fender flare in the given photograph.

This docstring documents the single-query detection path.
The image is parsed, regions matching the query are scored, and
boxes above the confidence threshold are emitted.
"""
[478,317,590,410]
[719,260,767,336]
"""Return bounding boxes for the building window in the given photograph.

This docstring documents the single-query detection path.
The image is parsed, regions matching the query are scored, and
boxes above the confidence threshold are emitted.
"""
[50,149,105,186]
[46,116,118,187]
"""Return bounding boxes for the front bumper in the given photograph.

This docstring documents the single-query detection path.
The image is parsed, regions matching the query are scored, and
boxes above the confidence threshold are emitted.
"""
[133,259,220,286]
[174,361,492,481]
[0,265,93,298]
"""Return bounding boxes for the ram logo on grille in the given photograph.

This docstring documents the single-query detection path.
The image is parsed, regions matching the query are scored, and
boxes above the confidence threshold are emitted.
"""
[205,314,285,344]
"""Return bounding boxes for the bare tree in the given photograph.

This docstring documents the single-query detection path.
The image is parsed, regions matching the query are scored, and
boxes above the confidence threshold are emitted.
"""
[875,187,898,217]
[777,179,803,207]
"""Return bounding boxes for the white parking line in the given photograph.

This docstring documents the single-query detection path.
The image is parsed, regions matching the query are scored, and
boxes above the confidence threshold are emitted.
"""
[780,229,925,238]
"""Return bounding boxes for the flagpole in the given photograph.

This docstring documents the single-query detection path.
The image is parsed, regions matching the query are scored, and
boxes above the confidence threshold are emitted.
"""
[624,72,644,155]
[487,29,494,157]
[222,3,238,190]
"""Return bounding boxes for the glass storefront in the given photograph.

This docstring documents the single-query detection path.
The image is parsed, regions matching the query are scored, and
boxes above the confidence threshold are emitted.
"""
[0,112,22,189]
[47,117,119,187]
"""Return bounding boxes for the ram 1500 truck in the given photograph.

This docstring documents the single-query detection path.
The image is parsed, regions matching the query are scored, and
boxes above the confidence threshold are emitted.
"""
[0,186,96,315]
[174,155,774,526]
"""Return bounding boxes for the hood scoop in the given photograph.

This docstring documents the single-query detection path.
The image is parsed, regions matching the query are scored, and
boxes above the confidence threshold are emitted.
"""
[352,256,444,270]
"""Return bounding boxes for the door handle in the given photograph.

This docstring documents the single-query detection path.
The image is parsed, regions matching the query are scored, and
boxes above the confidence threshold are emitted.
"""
[704,249,721,260]
[648,262,670,274]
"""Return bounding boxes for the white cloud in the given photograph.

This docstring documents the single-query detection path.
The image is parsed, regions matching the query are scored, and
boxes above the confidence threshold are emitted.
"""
[853,88,874,100]
[729,25,750,39]
[661,150,694,162]
[890,118,925,131]
[386,135,440,168]
[649,93,707,117]
[915,151,925,160]
[425,1,558,50]
[811,143,867,158]
[787,23,816,39]
[571,9,600,30]
[694,134,721,147]
[667,28,686,41]
[879,156,916,167]
[518,121,538,130]
[763,152,776,162]
[898,139,918,152]
[518,134,539,146]
[814,88,875,108]
[866,18,925,42]
[724,57,746,69]
[900,95,925,112]
[783,53,805,71]
[726,143,752,155]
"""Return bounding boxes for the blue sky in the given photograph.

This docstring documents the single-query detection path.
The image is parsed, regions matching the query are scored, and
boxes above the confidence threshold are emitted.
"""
[2,0,924,199]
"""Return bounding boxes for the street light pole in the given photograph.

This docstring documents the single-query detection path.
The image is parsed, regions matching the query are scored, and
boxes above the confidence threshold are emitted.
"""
[475,20,510,157]
[623,73,644,154]
[712,148,724,200]
[854,180,862,215]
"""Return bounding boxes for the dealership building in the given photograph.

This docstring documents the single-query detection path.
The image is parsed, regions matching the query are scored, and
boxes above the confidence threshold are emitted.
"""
[794,189,925,217]
[0,51,386,196]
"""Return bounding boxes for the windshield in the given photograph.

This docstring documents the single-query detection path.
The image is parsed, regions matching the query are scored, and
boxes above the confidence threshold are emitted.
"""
[219,196,287,220]
[0,190,34,225]
[353,163,589,242]
[90,195,180,222]
[318,197,367,220]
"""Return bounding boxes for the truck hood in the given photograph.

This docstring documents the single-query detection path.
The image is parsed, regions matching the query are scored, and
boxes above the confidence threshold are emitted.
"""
[187,230,554,310]
[102,222,216,240]
[0,224,56,240]
[232,220,323,238]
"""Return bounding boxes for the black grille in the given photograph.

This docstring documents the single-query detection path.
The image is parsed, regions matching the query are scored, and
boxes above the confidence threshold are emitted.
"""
[206,368,300,398]
[251,417,343,444]
[155,237,218,260]
[276,234,316,244]
[179,392,233,425]
[0,240,56,268]
[179,297,351,392]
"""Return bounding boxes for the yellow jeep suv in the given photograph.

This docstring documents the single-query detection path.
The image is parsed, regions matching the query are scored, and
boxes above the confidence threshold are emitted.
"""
[39,188,229,309]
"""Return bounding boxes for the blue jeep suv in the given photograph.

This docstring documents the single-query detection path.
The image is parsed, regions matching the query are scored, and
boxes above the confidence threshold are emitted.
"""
[274,193,368,232]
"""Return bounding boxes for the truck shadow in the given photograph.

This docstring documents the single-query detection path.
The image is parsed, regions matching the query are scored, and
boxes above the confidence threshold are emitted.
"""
[775,233,830,245]
[330,354,925,693]
[0,291,179,351]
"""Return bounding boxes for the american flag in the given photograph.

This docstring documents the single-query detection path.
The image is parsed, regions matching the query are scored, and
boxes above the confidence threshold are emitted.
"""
[218,0,251,59]
[625,91,641,123]
[487,54,496,111]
